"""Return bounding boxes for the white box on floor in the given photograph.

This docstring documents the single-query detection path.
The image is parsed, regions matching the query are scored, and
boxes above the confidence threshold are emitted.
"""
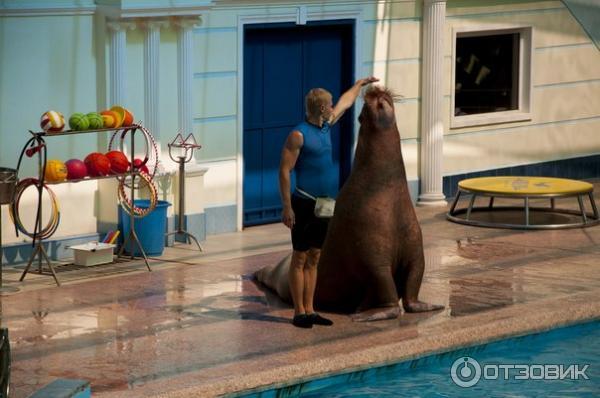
[70,242,116,266]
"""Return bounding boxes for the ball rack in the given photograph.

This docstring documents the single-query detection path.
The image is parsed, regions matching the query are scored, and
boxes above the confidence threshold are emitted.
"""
[17,125,153,287]
[165,133,203,251]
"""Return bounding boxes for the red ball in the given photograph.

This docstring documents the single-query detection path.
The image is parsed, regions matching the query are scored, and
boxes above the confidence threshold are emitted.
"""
[65,159,88,180]
[105,151,129,174]
[131,158,149,175]
[84,152,111,177]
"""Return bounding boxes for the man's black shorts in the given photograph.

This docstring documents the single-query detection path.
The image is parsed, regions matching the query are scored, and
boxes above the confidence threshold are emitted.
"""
[291,194,329,252]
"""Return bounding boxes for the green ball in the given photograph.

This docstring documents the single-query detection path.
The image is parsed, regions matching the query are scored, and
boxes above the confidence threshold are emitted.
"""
[69,113,90,131]
[86,112,103,129]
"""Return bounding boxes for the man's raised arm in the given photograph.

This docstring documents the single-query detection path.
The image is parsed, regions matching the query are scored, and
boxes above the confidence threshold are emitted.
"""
[329,76,379,125]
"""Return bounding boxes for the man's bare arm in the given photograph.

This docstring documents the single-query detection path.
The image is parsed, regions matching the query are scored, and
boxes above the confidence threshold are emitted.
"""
[329,76,379,125]
[279,130,303,228]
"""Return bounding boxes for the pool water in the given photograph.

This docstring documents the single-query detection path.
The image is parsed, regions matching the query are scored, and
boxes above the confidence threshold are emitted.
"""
[237,321,599,397]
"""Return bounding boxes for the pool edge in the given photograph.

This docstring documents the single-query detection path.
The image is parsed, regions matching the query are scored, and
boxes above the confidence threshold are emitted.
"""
[151,290,600,398]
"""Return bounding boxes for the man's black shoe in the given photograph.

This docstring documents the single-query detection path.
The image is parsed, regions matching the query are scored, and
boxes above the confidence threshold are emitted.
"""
[292,314,313,328]
[308,313,333,326]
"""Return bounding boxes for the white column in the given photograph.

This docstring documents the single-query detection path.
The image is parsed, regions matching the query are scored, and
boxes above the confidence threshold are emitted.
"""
[101,21,135,231]
[175,18,201,136]
[418,0,447,206]
[107,21,135,106]
[143,20,167,139]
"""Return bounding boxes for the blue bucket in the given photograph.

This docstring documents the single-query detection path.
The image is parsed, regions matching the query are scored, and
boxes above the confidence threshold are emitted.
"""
[119,200,171,256]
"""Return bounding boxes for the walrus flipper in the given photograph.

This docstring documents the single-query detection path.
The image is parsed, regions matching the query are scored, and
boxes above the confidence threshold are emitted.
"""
[351,306,400,322]
[403,301,445,313]
[395,249,445,313]
[351,268,401,322]
[254,253,293,303]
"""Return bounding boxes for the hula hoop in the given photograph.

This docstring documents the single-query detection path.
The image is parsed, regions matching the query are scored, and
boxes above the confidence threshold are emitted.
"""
[117,171,158,218]
[9,178,60,240]
[16,134,50,245]
[108,123,159,183]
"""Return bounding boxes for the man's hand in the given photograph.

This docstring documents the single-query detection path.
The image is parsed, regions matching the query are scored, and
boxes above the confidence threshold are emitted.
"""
[282,206,295,229]
[356,76,379,87]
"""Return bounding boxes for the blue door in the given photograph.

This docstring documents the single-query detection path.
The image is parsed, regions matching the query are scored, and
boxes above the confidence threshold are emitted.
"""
[243,21,354,226]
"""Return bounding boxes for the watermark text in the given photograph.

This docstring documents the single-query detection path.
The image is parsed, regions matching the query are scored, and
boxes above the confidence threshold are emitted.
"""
[450,357,590,388]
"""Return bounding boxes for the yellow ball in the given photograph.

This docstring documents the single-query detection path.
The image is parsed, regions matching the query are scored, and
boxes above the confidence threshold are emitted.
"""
[101,112,116,128]
[44,159,68,183]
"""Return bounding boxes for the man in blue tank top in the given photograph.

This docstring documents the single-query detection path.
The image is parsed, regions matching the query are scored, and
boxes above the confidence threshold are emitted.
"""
[279,76,379,328]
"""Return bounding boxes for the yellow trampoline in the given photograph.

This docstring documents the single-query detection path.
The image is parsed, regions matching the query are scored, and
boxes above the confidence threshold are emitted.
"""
[447,176,599,229]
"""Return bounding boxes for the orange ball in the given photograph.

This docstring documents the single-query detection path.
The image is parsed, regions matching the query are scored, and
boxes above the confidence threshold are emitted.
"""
[111,106,134,127]
[123,108,134,126]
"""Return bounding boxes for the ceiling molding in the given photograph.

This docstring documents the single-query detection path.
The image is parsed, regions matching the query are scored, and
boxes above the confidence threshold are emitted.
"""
[0,1,96,16]
[95,1,214,19]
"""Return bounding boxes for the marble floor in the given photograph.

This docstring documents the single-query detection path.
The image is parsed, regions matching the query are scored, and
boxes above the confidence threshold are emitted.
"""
[1,183,599,397]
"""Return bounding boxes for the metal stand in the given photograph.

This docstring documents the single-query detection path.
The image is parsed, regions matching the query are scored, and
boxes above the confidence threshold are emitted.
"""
[165,133,203,251]
[116,127,151,271]
[20,242,59,286]
[448,188,600,230]
[0,327,10,398]
[18,139,62,285]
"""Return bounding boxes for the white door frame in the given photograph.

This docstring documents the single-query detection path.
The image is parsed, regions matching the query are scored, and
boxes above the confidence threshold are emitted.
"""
[236,7,364,230]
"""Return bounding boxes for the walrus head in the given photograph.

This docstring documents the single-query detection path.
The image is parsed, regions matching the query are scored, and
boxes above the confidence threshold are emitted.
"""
[358,86,397,130]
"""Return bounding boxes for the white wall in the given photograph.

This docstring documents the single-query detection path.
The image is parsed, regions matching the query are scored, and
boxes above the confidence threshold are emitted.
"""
[0,13,102,244]
[443,0,600,174]
[2,0,599,242]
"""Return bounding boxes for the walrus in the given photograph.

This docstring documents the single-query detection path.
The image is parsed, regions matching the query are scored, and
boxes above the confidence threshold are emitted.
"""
[255,86,443,321]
